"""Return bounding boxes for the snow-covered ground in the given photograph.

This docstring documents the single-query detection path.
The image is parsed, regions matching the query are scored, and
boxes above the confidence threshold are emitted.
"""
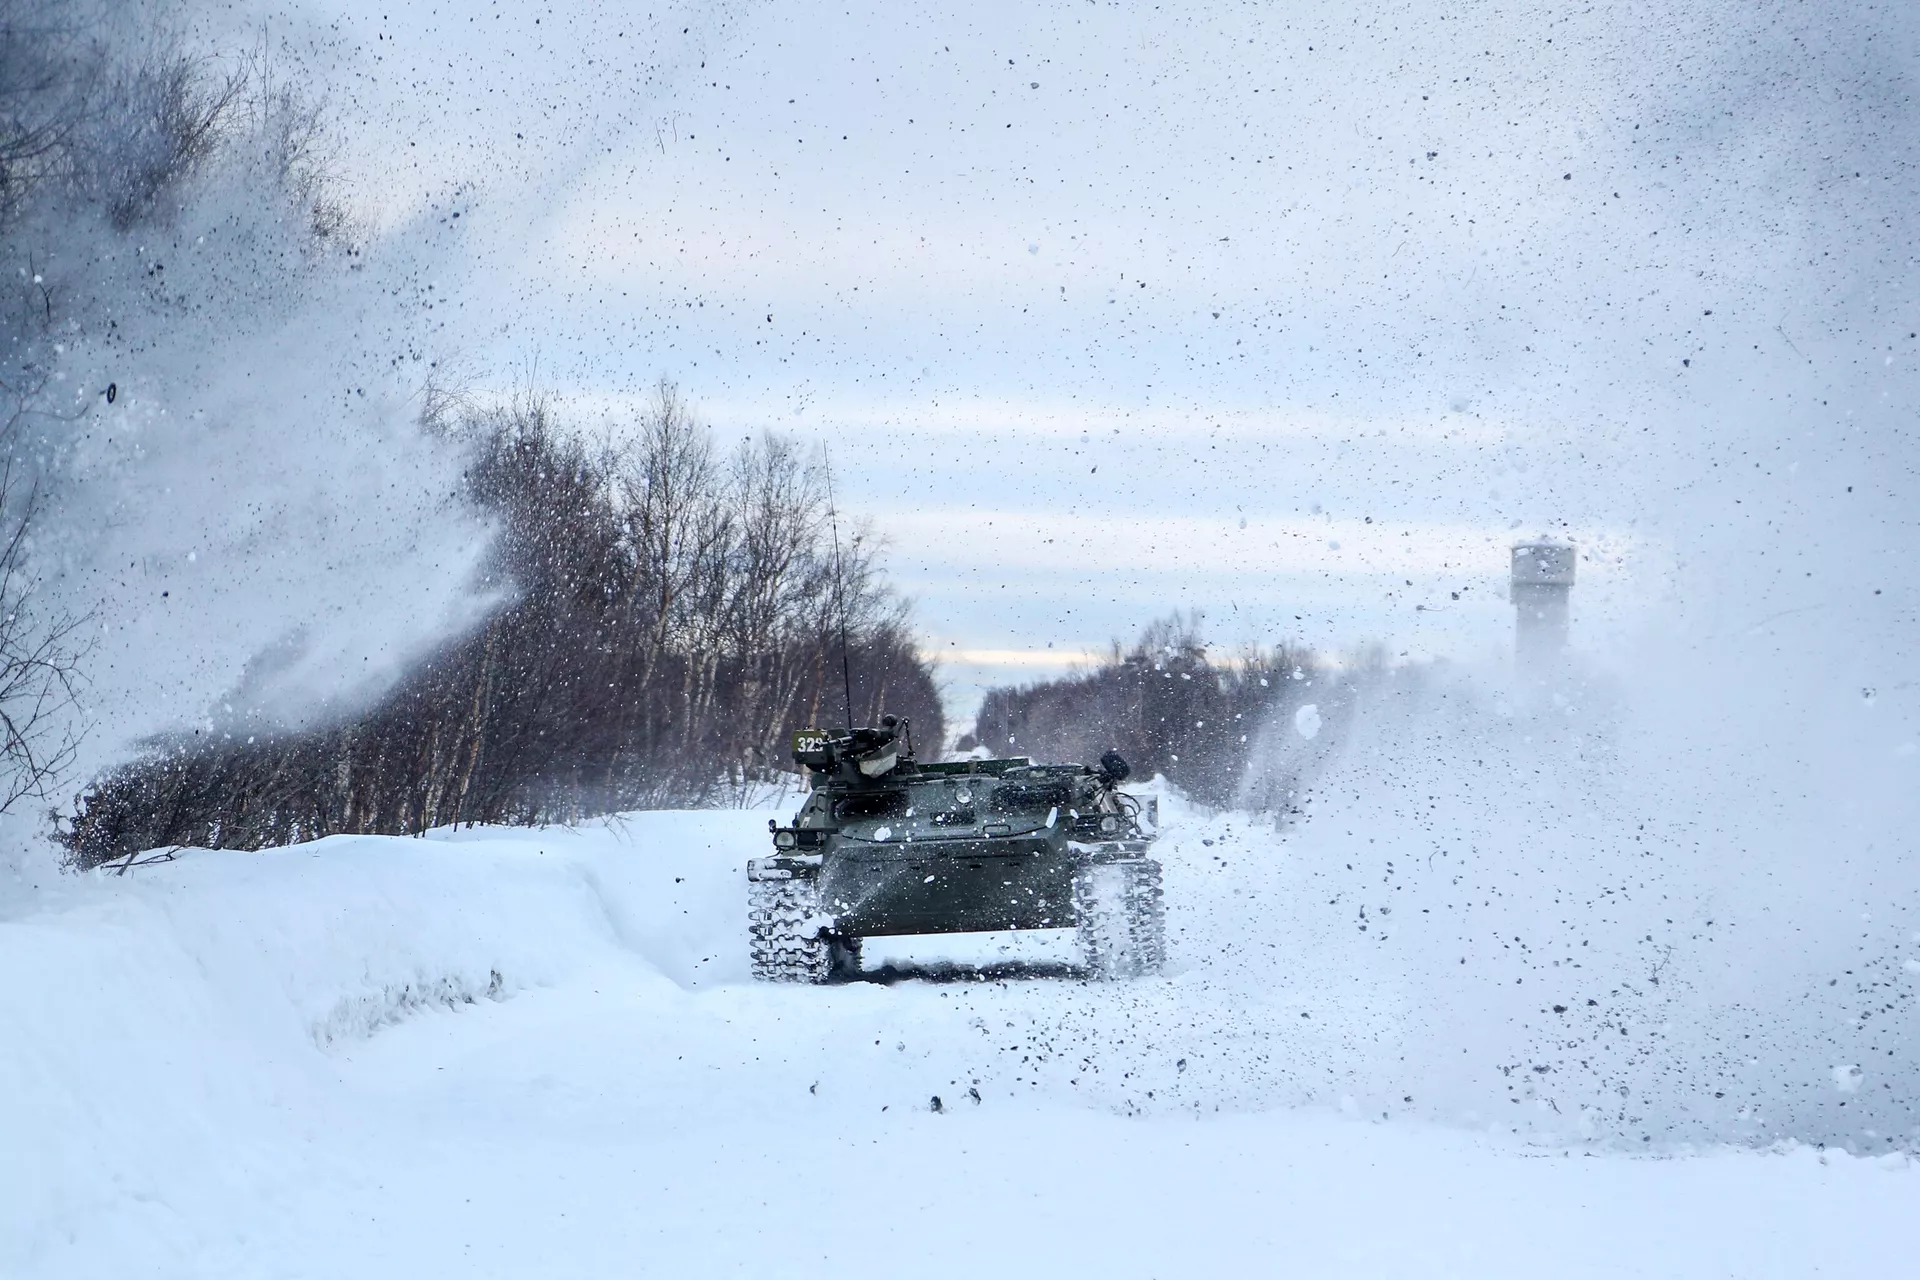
[6,793,1913,1279]
[6,2,1911,1273]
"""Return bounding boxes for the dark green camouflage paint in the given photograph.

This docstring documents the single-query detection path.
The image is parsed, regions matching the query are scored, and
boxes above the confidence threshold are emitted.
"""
[749,727,1152,939]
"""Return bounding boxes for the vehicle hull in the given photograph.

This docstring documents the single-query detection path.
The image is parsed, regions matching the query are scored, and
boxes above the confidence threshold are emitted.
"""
[817,836,1075,936]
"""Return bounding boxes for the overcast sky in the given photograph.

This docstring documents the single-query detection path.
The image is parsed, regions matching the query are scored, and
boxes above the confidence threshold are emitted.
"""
[213,0,1914,722]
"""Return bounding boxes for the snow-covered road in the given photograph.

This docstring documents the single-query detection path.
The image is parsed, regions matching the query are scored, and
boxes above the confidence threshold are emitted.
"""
[5,806,1914,1278]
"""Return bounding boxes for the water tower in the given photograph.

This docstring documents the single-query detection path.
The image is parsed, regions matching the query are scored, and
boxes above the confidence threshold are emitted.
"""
[1511,540,1575,674]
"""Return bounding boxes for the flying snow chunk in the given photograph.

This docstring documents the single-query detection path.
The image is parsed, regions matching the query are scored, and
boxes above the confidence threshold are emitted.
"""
[1294,703,1323,741]
[1833,1064,1864,1093]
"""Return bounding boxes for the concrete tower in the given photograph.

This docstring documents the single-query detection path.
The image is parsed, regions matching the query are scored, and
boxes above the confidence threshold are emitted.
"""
[1511,540,1575,675]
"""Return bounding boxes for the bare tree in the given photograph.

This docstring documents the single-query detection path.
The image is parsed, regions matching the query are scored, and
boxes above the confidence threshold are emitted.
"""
[0,1,98,233]
[618,379,724,670]
[232,37,352,244]
[0,380,82,811]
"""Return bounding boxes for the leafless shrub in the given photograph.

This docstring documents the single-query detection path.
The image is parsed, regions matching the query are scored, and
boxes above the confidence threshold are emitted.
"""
[73,47,244,230]
[0,8,352,249]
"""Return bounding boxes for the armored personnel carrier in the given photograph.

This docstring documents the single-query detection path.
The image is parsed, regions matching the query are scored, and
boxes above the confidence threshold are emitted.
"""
[747,717,1165,982]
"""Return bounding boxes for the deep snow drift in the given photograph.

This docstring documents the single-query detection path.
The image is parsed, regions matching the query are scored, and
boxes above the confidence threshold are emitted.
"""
[5,799,1913,1279]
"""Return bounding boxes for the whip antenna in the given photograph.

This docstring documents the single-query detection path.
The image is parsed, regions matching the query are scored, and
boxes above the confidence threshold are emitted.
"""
[823,446,856,732]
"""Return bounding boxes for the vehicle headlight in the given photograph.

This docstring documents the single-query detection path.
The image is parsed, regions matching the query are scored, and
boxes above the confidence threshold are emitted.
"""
[1099,815,1119,833]
[773,830,797,849]
[955,787,972,804]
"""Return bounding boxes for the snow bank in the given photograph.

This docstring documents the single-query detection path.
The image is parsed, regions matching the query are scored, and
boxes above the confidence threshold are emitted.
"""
[4,804,1916,1278]
[0,813,743,1276]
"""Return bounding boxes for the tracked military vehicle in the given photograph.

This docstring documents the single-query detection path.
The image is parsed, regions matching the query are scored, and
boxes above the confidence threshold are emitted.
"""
[747,717,1165,982]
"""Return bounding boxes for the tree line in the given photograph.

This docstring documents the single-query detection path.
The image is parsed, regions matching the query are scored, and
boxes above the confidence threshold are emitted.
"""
[60,384,942,867]
[958,613,1346,810]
